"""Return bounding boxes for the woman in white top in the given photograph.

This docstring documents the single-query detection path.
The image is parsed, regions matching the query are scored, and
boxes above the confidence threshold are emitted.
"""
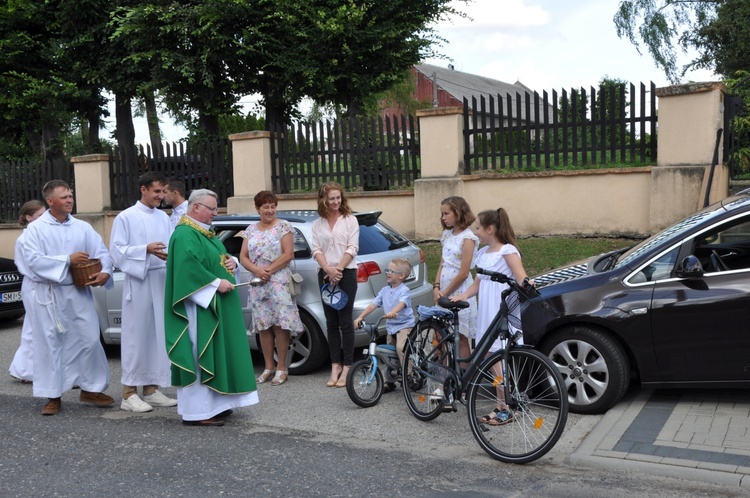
[311,182,359,388]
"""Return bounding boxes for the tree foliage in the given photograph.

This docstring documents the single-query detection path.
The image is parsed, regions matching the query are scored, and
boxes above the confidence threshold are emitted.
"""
[613,0,722,82]
[2,0,464,160]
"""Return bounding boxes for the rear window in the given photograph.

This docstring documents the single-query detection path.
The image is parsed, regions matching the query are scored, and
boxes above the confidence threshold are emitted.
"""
[358,222,410,256]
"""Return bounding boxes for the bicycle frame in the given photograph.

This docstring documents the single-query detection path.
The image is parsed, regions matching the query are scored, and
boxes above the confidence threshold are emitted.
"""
[413,286,518,409]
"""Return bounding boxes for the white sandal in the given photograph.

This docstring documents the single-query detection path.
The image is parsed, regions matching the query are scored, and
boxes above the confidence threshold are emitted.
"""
[271,370,288,386]
[257,369,275,384]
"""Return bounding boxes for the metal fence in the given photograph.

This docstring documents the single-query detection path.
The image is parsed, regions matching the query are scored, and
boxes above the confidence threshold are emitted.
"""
[463,81,658,172]
[109,139,233,210]
[0,158,74,223]
[268,114,420,193]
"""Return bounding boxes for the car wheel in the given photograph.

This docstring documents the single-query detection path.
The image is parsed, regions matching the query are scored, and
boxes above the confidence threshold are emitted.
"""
[284,310,329,375]
[540,326,630,414]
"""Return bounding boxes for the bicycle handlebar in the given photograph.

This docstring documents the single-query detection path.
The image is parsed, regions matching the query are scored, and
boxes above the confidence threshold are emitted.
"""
[476,267,538,296]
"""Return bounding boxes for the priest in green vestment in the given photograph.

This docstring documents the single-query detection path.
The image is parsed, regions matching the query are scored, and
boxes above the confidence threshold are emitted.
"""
[164,189,258,426]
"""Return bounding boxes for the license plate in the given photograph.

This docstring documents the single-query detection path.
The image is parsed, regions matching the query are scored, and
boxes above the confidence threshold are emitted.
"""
[406,268,416,281]
[0,291,21,303]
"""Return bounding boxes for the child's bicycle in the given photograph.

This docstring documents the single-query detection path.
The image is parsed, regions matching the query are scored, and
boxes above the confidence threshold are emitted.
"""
[346,316,402,408]
[402,268,568,464]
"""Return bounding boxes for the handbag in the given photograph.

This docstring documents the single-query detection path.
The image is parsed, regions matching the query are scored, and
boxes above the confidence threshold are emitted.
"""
[287,259,303,298]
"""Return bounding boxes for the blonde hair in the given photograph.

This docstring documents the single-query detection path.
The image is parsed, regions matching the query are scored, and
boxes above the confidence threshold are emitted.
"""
[391,258,411,274]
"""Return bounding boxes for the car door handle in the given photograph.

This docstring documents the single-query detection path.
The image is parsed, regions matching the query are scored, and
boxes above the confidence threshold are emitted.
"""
[631,307,648,315]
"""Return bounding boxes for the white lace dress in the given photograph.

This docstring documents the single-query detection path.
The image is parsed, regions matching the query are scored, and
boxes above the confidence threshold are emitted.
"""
[439,228,478,339]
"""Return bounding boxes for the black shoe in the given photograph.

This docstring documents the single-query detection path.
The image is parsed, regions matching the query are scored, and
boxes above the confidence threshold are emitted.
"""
[383,382,397,393]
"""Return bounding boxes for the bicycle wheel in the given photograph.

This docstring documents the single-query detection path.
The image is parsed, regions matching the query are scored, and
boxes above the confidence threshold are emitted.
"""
[346,359,384,408]
[402,320,449,422]
[467,348,568,463]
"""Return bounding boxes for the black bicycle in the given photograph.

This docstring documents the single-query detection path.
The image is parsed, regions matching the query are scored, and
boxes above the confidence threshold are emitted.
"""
[402,268,568,464]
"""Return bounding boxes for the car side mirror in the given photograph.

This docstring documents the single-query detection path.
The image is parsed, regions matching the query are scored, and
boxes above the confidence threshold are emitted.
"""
[675,255,704,279]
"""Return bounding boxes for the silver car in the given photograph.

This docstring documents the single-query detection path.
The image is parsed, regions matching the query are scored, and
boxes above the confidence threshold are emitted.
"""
[93,210,434,374]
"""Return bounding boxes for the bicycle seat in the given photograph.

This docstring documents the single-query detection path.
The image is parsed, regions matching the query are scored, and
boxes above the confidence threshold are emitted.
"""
[437,296,469,310]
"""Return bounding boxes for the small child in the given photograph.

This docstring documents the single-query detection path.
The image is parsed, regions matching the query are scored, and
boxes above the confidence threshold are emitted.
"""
[354,258,415,392]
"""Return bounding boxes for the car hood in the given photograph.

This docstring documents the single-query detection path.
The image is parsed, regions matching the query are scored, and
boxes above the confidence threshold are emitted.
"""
[532,257,593,289]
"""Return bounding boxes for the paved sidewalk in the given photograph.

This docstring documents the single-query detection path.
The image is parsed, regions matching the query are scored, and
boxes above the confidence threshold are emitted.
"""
[569,388,750,489]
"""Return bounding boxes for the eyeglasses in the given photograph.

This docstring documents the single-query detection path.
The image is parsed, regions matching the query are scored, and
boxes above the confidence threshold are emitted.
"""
[196,202,218,214]
[384,269,405,275]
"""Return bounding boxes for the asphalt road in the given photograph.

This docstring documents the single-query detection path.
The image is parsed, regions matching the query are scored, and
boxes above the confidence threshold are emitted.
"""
[0,318,743,497]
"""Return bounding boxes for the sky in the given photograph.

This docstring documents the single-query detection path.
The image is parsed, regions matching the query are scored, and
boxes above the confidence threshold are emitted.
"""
[112,0,716,144]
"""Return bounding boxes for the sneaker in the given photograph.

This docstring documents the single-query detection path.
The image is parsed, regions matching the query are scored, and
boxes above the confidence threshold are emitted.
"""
[42,398,61,416]
[143,390,178,407]
[120,395,153,413]
[79,390,115,406]
[488,408,514,426]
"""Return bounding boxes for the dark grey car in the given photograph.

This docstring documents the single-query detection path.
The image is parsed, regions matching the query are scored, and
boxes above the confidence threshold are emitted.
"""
[0,257,24,322]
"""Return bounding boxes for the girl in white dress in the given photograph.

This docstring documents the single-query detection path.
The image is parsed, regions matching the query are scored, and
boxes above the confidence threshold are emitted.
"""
[453,208,534,425]
[433,196,478,364]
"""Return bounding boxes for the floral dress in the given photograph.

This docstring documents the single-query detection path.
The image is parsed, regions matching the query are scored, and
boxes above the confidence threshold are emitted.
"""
[243,220,303,335]
[439,228,478,339]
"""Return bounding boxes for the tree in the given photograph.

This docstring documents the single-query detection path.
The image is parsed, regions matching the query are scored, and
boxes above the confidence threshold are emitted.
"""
[613,0,721,82]
[0,1,88,161]
[686,0,750,77]
[110,0,263,139]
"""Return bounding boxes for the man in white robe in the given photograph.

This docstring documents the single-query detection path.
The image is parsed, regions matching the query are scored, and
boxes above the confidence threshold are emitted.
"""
[165,178,188,228]
[23,180,115,415]
[110,172,177,413]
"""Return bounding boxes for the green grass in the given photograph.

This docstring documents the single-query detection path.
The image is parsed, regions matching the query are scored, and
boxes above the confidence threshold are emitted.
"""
[420,237,637,283]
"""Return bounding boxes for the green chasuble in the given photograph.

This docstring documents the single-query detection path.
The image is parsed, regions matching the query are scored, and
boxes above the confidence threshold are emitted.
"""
[164,217,256,394]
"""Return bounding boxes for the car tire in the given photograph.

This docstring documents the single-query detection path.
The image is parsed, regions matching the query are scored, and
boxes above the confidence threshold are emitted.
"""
[284,310,329,375]
[540,326,630,414]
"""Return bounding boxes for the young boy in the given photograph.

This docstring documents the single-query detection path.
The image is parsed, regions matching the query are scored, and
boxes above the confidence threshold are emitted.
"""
[354,258,416,392]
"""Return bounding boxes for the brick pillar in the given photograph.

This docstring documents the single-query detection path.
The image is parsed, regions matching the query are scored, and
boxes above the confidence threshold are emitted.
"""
[227,131,274,213]
[652,82,729,230]
[71,154,111,212]
[414,107,465,240]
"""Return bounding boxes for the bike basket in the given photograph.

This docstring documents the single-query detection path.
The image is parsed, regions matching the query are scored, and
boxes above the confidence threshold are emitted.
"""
[501,291,522,331]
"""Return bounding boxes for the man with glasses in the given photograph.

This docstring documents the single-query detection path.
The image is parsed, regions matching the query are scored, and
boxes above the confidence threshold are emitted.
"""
[164,189,258,426]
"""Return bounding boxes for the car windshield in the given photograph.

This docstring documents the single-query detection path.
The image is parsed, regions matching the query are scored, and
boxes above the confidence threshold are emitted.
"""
[614,205,726,270]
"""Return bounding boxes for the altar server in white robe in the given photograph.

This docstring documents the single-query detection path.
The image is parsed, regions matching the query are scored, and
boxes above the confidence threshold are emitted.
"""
[23,180,115,415]
[9,200,46,383]
[110,172,177,413]
[165,178,188,228]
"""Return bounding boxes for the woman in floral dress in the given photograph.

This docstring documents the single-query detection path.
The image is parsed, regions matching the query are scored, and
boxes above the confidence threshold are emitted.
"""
[433,196,478,364]
[240,191,303,386]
